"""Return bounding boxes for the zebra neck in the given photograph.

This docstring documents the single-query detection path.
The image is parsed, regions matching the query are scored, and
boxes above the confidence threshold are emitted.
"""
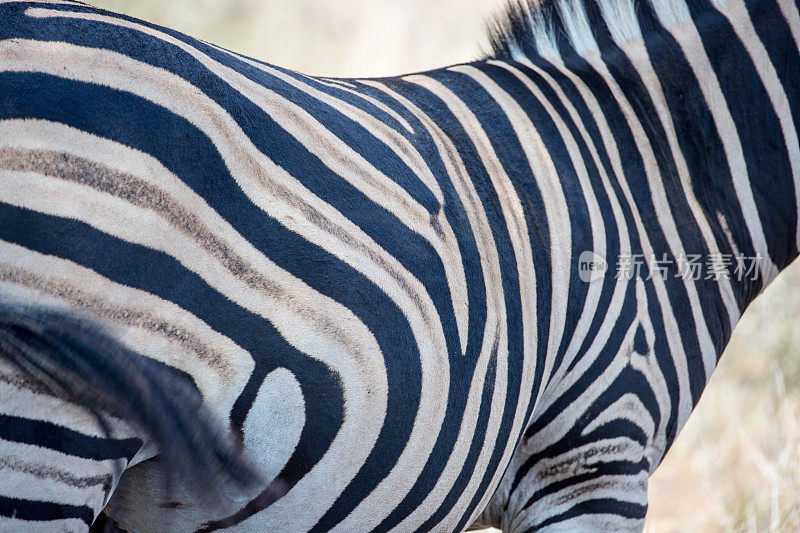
[638,0,800,305]
[487,0,800,308]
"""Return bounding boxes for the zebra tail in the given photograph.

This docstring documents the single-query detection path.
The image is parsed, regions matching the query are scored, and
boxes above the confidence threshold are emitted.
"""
[0,301,262,498]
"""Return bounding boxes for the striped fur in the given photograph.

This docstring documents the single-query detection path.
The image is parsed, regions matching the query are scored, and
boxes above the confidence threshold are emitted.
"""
[0,0,798,531]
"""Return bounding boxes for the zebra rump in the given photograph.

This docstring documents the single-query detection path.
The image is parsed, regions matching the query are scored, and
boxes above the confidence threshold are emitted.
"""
[0,301,261,499]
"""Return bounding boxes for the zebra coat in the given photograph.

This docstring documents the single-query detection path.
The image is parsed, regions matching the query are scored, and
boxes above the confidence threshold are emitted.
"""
[0,0,798,531]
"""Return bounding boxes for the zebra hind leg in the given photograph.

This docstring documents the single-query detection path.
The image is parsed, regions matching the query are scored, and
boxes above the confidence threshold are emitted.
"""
[0,302,261,531]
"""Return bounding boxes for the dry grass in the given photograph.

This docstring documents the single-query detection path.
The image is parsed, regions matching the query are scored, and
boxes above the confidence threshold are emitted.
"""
[646,260,800,532]
[85,1,800,530]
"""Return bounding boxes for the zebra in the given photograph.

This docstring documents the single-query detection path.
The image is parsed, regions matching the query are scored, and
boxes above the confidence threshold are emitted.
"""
[0,0,798,530]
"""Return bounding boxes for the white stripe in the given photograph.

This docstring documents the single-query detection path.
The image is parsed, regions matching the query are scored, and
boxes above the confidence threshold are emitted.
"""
[0,357,137,442]
[777,0,800,57]
[596,0,643,45]
[574,49,702,422]
[318,77,359,89]
[630,277,673,471]
[558,0,598,56]
[0,439,113,511]
[0,516,86,532]
[237,368,304,494]
[473,55,644,528]
[527,10,560,59]
[283,76,415,134]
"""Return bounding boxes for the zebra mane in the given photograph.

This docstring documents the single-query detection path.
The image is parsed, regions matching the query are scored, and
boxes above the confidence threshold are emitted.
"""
[486,0,735,61]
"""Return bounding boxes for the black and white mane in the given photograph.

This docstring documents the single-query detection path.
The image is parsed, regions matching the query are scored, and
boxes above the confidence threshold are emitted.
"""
[487,0,724,60]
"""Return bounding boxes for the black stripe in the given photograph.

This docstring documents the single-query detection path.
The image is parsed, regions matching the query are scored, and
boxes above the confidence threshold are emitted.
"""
[0,413,140,461]
[530,497,647,530]
[0,494,94,525]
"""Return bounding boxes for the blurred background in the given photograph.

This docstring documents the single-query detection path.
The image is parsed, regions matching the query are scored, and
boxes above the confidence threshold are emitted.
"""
[88,0,499,76]
[87,1,800,530]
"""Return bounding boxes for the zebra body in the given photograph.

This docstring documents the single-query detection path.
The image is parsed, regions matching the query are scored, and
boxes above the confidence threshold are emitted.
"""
[0,0,798,530]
